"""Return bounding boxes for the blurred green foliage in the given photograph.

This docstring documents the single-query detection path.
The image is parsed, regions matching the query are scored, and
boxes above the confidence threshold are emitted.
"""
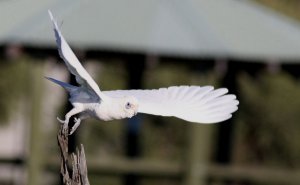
[234,72,300,168]
[0,57,32,123]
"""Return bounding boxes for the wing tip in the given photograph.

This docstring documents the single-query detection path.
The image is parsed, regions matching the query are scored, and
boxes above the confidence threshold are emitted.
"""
[48,10,53,20]
[48,10,59,30]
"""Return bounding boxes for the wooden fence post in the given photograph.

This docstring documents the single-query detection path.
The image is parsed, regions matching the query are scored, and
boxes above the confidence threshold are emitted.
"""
[183,124,215,185]
[27,63,44,185]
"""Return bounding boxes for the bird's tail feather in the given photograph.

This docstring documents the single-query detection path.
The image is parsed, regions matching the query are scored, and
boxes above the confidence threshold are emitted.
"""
[45,77,77,92]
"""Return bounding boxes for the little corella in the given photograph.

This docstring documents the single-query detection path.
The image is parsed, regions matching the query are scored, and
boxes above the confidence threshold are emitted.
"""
[47,11,239,135]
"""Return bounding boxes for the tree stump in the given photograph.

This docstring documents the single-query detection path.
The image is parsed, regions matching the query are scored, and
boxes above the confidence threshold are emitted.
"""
[57,126,90,185]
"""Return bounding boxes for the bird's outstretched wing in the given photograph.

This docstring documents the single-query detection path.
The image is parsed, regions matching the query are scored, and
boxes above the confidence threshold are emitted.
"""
[104,86,238,123]
[48,10,108,101]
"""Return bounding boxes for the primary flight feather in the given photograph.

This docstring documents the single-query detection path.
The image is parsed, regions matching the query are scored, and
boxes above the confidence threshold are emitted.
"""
[47,10,239,134]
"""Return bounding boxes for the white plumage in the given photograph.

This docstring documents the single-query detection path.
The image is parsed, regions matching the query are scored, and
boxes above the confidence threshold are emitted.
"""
[47,10,239,134]
[103,86,238,123]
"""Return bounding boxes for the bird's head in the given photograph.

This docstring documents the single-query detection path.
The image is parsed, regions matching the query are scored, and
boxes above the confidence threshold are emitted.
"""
[121,96,139,118]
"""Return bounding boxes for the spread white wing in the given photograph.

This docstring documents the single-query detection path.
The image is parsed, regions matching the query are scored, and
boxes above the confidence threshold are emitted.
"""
[103,86,239,123]
[48,10,108,101]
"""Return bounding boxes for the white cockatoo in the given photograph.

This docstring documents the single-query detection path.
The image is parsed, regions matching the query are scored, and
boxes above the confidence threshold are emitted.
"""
[47,11,239,135]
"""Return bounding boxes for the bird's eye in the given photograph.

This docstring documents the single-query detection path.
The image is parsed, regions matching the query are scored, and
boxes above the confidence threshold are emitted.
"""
[125,102,131,109]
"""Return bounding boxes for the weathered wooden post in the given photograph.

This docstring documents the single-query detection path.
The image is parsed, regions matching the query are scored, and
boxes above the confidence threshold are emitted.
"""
[57,126,90,185]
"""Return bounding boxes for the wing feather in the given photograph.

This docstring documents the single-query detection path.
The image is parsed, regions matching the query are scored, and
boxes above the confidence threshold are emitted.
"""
[103,86,238,124]
[48,10,108,101]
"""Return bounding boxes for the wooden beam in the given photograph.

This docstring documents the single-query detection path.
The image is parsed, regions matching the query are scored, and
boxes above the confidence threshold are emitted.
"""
[46,158,182,177]
[45,160,300,184]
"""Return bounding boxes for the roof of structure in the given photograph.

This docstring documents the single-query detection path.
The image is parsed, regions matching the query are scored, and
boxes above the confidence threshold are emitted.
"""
[1,0,300,60]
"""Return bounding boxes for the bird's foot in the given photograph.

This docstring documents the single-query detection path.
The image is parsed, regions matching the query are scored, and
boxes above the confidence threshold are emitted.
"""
[57,117,66,124]
[57,117,69,129]
[69,117,81,135]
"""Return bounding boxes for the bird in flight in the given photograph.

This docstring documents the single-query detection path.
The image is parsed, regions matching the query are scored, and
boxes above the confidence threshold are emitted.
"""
[47,10,239,135]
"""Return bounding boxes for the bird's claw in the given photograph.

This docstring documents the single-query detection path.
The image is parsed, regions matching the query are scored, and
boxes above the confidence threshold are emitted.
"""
[57,116,81,135]
[57,117,69,130]
[57,117,66,124]
[69,117,81,135]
